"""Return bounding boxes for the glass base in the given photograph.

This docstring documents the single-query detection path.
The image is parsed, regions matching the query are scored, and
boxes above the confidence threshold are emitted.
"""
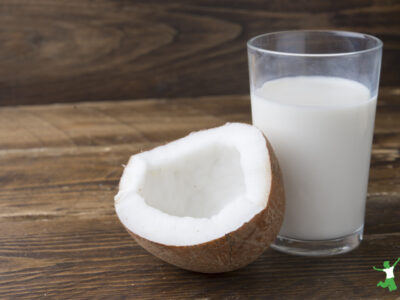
[270,226,363,257]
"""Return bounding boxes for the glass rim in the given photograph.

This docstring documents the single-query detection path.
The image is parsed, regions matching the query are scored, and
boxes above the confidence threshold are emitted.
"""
[247,30,383,57]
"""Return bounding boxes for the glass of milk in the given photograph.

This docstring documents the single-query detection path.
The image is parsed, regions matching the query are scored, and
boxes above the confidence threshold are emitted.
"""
[247,30,382,256]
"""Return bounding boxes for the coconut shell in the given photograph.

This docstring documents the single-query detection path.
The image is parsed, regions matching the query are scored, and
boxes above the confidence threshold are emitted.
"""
[121,137,285,273]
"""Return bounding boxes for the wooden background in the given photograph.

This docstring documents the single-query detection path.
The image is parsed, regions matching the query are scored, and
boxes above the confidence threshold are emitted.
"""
[0,0,399,106]
[0,1,400,299]
[0,89,399,299]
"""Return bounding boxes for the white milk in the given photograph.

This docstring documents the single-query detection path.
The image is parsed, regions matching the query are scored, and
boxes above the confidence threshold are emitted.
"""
[251,76,376,240]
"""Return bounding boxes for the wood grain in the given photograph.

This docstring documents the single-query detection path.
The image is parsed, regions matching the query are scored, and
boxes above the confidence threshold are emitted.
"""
[0,89,399,299]
[0,0,399,105]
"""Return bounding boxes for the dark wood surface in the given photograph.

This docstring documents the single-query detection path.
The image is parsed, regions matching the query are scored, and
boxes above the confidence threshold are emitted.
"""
[0,0,399,106]
[0,88,399,299]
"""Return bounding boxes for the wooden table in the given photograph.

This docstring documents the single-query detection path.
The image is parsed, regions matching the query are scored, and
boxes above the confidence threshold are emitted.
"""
[1,89,399,299]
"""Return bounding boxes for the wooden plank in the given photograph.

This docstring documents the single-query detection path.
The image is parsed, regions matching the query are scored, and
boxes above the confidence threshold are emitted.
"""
[0,0,399,105]
[0,143,397,229]
[0,87,398,149]
[0,216,399,299]
[0,92,399,299]
[0,98,223,149]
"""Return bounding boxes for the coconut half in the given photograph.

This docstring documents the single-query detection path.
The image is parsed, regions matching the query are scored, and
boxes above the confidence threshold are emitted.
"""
[115,123,285,273]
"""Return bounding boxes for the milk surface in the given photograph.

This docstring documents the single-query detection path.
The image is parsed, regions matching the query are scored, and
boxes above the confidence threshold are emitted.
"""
[251,76,376,240]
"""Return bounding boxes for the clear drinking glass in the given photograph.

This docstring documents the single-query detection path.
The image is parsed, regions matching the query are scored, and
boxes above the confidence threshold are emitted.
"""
[247,30,382,256]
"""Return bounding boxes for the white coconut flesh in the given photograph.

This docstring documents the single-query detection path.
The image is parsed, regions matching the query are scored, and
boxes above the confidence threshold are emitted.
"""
[115,123,272,246]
